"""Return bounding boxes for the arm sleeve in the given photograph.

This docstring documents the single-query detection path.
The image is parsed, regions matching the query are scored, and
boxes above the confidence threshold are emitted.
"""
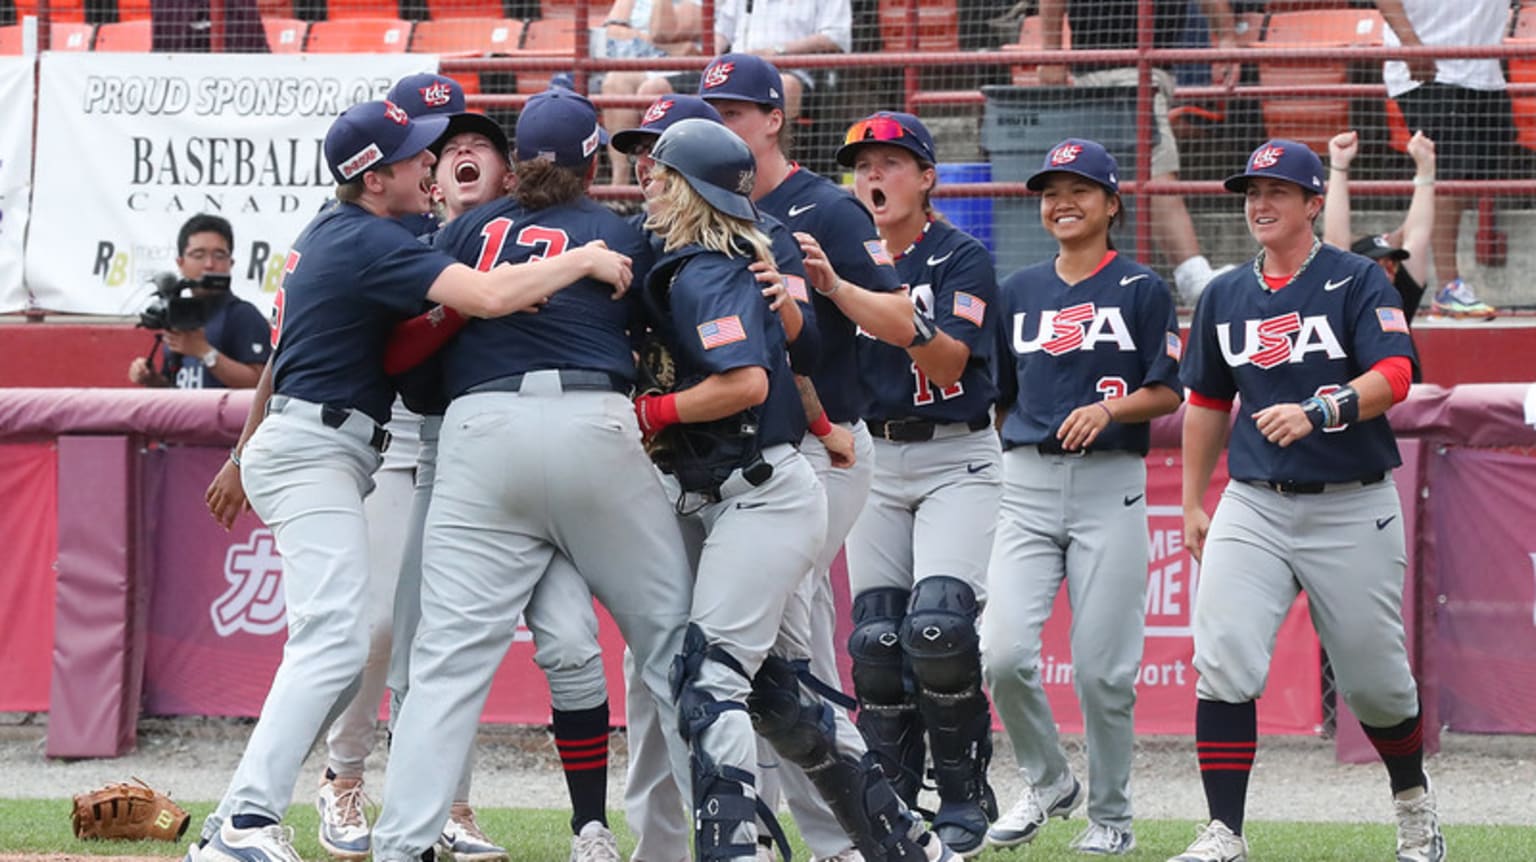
[383,305,467,376]
[1372,355,1413,403]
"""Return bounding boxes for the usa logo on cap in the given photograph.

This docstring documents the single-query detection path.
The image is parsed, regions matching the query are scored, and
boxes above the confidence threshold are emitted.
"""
[419,82,453,108]
[702,61,734,89]
[1050,143,1083,166]
[643,99,674,125]
[384,101,409,126]
[1251,144,1284,170]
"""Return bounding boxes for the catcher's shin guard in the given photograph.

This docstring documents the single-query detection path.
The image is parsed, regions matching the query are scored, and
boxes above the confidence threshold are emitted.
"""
[903,577,996,851]
[849,588,925,808]
[672,625,789,861]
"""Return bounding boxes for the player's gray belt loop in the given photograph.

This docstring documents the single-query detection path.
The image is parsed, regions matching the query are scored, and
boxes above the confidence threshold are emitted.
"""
[464,368,631,396]
[265,394,391,452]
[868,415,991,443]
[1247,472,1387,495]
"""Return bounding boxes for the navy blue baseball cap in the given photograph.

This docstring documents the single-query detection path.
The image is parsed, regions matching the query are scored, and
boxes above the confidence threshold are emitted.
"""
[515,88,609,167]
[1026,138,1120,193]
[388,72,510,162]
[611,95,724,155]
[1225,139,1326,194]
[324,100,449,184]
[1352,233,1410,262]
[698,53,785,112]
[835,111,937,167]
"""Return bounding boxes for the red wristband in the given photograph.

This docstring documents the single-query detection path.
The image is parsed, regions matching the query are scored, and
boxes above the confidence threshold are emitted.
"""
[808,411,833,438]
[635,392,681,436]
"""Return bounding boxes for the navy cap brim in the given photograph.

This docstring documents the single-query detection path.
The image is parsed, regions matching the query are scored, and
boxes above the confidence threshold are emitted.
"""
[611,127,659,155]
[1223,171,1320,194]
[381,113,450,169]
[1026,166,1115,193]
[674,170,757,220]
[433,113,509,160]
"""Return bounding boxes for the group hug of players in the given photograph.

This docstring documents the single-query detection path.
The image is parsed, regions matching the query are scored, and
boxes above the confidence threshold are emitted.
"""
[195,49,1444,862]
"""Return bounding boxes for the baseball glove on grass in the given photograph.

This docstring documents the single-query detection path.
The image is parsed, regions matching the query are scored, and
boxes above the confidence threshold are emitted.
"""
[71,777,190,842]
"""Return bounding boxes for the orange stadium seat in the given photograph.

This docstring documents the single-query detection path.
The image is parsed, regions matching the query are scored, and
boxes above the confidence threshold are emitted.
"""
[1006,15,1070,86]
[305,17,413,52]
[426,0,506,20]
[116,0,152,21]
[49,21,95,50]
[516,15,578,93]
[325,0,403,21]
[1253,8,1385,154]
[263,17,309,52]
[877,0,959,53]
[93,19,151,51]
[14,0,85,23]
[257,0,296,17]
[1166,11,1265,133]
[1507,42,1536,152]
[0,25,22,53]
[410,18,523,94]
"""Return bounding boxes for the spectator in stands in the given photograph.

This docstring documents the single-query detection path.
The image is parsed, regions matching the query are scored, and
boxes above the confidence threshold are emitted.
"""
[1376,0,1509,320]
[1038,0,1239,304]
[597,0,704,184]
[127,214,269,391]
[618,0,851,135]
[1325,129,1436,326]
[150,0,269,52]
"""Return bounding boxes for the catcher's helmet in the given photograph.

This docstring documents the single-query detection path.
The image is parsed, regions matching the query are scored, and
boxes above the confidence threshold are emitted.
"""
[650,118,758,221]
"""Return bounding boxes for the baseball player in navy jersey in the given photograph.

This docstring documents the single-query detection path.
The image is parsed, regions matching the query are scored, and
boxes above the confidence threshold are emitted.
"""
[195,100,632,862]
[360,88,706,862]
[302,72,517,862]
[701,56,927,862]
[1172,140,1442,862]
[629,117,953,862]
[831,111,1002,858]
[383,75,629,862]
[982,139,1183,857]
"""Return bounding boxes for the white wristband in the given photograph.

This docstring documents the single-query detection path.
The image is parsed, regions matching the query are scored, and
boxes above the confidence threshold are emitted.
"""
[1413,175,1435,188]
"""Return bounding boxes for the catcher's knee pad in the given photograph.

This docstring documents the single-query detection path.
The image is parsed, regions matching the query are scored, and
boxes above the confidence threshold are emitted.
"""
[902,575,982,695]
[747,655,837,771]
[848,588,910,706]
[669,623,750,746]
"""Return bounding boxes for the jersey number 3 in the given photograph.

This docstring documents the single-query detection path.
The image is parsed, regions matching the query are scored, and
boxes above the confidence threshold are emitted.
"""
[475,220,571,271]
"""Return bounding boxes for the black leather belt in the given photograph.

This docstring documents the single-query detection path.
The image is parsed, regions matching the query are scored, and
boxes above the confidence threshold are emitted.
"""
[868,415,991,443]
[466,369,630,395]
[317,405,391,452]
[1252,472,1387,495]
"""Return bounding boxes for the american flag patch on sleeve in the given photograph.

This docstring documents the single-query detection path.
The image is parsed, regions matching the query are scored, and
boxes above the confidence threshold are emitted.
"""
[1376,307,1409,334]
[698,315,748,349]
[864,239,893,267]
[952,291,986,326]
[1166,331,1182,360]
[784,275,809,303]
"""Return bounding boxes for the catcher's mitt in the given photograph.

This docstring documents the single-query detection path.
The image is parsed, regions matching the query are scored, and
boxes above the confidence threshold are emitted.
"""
[637,335,681,458]
[71,777,190,842]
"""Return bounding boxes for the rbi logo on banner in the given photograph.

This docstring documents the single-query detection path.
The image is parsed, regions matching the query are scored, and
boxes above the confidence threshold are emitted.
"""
[92,240,132,287]
[211,528,286,637]
[1146,507,1195,637]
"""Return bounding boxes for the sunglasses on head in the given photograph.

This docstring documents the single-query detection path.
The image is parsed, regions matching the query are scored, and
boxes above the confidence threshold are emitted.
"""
[844,116,911,146]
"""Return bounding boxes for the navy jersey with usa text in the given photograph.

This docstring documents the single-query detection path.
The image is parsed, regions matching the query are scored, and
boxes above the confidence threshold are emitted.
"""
[270,202,454,425]
[1181,244,1417,483]
[996,252,1182,454]
[758,165,903,423]
[434,196,654,399]
[644,245,805,451]
[860,219,999,424]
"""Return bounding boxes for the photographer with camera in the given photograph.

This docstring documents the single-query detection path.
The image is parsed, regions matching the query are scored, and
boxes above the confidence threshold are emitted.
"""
[128,214,270,389]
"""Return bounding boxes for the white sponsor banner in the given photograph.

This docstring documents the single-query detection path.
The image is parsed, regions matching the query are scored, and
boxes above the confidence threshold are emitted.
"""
[26,52,437,317]
[0,58,35,313]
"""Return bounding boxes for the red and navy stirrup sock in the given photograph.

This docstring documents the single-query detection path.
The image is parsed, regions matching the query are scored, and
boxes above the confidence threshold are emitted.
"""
[1195,698,1258,835]
[553,702,611,833]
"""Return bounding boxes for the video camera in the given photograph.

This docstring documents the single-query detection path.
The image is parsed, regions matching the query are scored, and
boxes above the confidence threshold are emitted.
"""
[136,272,232,331]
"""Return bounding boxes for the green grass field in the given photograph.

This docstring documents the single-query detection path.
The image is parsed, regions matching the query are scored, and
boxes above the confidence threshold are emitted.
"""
[7,800,1532,861]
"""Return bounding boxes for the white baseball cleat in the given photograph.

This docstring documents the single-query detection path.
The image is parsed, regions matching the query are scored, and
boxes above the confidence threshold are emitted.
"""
[815,849,864,862]
[439,804,509,862]
[1167,820,1247,862]
[315,776,371,860]
[569,820,622,862]
[986,772,1082,847]
[1394,778,1446,862]
[1070,821,1136,856]
[202,822,304,862]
